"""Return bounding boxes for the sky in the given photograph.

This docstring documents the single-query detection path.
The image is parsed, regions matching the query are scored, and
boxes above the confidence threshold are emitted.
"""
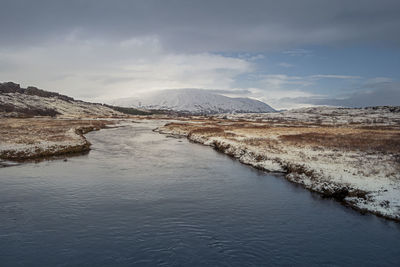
[0,0,399,109]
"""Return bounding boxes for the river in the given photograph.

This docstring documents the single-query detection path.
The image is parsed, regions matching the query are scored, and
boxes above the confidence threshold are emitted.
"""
[1,121,400,266]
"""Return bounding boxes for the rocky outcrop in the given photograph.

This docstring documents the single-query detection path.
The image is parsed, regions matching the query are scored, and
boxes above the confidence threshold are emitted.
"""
[0,82,25,94]
[0,82,75,102]
[0,103,60,117]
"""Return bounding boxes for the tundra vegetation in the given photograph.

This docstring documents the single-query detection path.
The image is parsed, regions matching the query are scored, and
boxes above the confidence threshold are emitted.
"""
[157,107,400,221]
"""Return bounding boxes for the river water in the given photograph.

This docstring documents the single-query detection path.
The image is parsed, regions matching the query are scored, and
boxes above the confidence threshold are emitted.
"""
[1,121,400,266]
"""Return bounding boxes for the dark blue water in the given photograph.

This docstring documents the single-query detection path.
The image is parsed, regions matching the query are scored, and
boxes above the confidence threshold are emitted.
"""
[1,121,400,266]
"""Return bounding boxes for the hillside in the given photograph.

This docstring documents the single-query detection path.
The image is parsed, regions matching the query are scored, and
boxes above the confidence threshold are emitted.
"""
[112,89,276,114]
[0,82,149,118]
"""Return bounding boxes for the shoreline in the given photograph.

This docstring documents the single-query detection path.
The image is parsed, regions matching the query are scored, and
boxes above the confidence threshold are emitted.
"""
[156,120,400,222]
[2,116,399,222]
[0,118,121,164]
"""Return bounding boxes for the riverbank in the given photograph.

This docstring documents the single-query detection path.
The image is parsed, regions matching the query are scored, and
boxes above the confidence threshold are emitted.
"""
[0,118,119,163]
[156,113,400,221]
[3,119,400,266]
[2,111,399,222]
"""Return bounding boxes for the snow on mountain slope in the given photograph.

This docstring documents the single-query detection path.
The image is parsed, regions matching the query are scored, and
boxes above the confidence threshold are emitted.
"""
[0,82,126,118]
[112,89,276,114]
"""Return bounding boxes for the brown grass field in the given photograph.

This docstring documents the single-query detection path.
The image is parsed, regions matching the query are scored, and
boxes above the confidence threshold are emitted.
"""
[0,118,115,160]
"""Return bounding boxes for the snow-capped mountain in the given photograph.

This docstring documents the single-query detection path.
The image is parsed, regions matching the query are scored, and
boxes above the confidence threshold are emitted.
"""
[112,89,276,114]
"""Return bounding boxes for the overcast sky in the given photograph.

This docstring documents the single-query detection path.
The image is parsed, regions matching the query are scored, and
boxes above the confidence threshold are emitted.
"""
[1,0,399,109]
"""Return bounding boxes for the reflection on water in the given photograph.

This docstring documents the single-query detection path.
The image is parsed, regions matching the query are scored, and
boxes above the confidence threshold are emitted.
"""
[1,121,400,266]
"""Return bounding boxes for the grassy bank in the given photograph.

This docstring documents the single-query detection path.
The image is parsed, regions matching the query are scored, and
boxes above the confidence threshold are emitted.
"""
[157,117,400,221]
[0,118,116,161]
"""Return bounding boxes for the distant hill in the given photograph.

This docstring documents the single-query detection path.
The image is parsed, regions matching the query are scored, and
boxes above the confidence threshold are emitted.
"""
[0,82,149,118]
[112,89,276,114]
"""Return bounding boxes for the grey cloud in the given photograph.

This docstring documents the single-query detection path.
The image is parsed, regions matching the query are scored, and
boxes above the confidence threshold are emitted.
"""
[137,88,252,95]
[1,0,400,52]
[0,59,17,72]
[310,75,362,80]
[280,82,400,107]
[278,62,294,68]
[95,76,138,85]
[205,89,251,95]
[282,49,313,56]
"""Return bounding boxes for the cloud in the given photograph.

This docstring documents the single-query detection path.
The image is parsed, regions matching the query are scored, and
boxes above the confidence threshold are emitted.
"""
[277,81,400,108]
[282,49,313,56]
[310,75,362,80]
[0,0,399,108]
[1,0,400,52]
[278,62,294,68]
[237,74,399,109]
[252,73,361,91]
[0,35,252,101]
[203,89,252,95]
[246,87,320,110]
[256,74,313,90]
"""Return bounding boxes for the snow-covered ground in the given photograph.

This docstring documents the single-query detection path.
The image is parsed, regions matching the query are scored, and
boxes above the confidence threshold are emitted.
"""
[216,106,400,128]
[0,92,125,118]
[157,107,400,221]
[112,89,276,114]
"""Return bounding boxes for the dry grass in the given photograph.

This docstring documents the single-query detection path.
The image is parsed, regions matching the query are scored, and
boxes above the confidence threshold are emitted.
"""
[0,118,112,144]
[0,118,118,161]
[162,120,400,154]
[189,126,224,134]
[280,131,400,153]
